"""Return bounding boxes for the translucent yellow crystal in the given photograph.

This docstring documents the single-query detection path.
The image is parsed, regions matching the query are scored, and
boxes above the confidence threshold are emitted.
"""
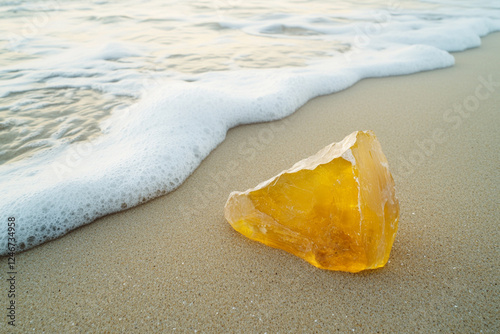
[224,130,399,273]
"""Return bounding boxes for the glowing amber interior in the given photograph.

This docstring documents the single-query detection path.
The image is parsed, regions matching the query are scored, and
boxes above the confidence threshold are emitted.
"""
[224,131,399,273]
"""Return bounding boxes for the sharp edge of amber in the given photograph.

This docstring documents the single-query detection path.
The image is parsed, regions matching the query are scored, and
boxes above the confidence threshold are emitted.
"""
[224,130,399,273]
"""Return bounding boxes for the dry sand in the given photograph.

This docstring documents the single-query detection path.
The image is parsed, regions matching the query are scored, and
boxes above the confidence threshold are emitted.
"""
[2,33,499,333]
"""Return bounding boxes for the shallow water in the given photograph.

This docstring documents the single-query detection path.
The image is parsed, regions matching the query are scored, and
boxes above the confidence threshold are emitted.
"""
[1,0,499,253]
[0,0,364,163]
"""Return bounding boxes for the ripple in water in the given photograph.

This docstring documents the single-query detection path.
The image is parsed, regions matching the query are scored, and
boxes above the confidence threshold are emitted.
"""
[0,88,134,165]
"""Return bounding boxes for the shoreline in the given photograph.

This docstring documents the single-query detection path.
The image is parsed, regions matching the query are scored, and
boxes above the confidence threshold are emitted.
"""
[4,33,500,332]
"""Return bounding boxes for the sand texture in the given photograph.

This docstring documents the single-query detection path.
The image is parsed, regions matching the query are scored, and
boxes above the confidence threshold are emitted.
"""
[2,33,499,333]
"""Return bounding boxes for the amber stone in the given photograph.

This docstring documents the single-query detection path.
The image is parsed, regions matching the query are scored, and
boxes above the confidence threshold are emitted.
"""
[224,130,399,273]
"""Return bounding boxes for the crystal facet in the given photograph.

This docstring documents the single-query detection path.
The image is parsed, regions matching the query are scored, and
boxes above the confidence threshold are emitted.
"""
[224,130,399,272]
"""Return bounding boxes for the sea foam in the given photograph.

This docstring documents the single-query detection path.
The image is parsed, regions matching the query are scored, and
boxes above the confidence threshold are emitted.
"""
[1,1,500,254]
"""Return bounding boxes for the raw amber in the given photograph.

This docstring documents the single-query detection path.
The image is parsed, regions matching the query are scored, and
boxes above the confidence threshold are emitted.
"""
[224,130,399,273]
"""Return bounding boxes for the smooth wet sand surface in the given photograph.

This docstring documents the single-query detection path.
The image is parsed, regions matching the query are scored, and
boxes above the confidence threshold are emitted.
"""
[2,34,499,333]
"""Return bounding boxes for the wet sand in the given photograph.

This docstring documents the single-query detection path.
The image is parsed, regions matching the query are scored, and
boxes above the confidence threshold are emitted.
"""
[3,33,499,333]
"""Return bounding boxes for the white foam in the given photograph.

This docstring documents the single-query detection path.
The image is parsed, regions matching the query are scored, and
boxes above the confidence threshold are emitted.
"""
[1,1,500,254]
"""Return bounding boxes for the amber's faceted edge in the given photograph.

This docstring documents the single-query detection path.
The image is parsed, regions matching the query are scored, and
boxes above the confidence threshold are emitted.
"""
[224,130,399,273]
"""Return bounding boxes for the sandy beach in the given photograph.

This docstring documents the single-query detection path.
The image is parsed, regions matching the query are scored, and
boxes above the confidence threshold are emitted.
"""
[3,33,499,333]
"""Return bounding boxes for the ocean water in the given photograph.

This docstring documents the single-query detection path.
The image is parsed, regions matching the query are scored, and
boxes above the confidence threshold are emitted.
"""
[1,0,499,254]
